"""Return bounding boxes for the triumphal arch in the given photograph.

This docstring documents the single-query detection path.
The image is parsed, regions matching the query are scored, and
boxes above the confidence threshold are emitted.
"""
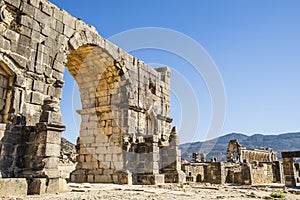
[0,0,185,194]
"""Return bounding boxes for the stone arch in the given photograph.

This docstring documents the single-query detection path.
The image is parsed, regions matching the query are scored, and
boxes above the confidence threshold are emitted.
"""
[67,30,131,77]
[0,0,185,190]
[61,38,134,183]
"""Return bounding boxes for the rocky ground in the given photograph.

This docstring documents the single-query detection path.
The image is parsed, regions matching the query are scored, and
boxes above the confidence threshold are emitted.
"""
[3,183,299,200]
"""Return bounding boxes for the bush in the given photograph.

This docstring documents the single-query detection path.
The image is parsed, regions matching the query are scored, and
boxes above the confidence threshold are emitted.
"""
[270,190,287,199]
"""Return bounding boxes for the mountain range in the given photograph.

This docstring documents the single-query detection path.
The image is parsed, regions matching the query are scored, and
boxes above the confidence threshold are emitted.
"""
[179,132,300,162]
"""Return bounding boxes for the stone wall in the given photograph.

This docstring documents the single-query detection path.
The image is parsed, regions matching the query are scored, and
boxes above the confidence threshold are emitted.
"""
[183,139,283,185]
[182,163,206,182]
[0,0,185,193]
[250,163,274,185]
[227,139,277,163]
[282,151,300,187]
[203,162,225,184]
[184,161,281,185]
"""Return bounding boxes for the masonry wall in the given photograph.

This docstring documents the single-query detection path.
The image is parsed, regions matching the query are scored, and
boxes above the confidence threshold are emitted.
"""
[182,163,206,182]
[227,140,277,163]
[203,162,225,184]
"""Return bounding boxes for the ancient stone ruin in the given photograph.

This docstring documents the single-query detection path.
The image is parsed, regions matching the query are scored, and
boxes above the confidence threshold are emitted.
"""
[227,139,278,163]
[182,140,283,185]
[282,151,300,187]
[0,0,185,196]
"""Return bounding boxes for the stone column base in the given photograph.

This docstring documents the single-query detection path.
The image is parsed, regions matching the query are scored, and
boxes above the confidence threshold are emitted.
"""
[163,170,186,184]
[134,174,165,185]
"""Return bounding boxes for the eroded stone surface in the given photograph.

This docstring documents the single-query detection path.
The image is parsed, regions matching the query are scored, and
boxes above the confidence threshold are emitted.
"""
[0,178,28,197]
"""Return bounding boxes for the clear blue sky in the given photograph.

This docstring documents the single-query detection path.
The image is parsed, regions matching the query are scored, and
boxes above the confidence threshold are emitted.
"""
[49,0,300,144]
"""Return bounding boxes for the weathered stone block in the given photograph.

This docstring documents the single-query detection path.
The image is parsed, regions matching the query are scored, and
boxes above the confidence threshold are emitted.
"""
[40,111,62,124]
[94,175,112,183]
[31,91,44,105]
[4,0,20,8]
[46,178,60,193]
[87,174,94,182]
[45,143,60,157]
[63,25,74,38]
[116,172,132,185]
[33,80,45,93]
[34,9,49,25]
[19,15,34,28]
[62,13,75,29]
[0,36,11,51]
[40,1,53,16]
[135,174,165,185]
[15,76,26,88]
[43,157,59,169]
[53,61,65,73]
[28,178,47,195]
[103,169,114,175]
[0,178,27,197]
[44,169,60,179]
[27,0,40,8]
[46,131,61,144]
[20,3,35,17]
[55,20,64,34]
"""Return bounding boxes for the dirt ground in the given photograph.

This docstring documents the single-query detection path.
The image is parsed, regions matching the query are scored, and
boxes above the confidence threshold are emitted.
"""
[2,183,300,200]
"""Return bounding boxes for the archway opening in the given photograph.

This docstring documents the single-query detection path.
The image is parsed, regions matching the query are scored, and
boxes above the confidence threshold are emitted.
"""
[63,44,126,183]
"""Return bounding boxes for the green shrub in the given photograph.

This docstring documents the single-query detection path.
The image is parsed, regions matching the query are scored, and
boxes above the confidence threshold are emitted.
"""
[270,190,287,199]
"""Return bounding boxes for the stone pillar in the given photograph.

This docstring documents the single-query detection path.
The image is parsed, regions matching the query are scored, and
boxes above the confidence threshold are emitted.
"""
[160,126,186,183]
[24,98,66,194]
[133,135,164,185]
[282,157,296,187]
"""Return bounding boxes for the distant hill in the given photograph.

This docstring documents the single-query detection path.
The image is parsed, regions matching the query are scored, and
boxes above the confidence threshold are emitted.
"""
[179,132,300,162]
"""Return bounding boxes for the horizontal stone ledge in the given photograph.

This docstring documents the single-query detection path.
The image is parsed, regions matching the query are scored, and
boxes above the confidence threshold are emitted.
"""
[157,115,173,123]
[282,151,300,158]
[36,122,66,132]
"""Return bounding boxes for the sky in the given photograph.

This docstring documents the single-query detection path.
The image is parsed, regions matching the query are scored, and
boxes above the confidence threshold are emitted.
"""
[48,0,300,144]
